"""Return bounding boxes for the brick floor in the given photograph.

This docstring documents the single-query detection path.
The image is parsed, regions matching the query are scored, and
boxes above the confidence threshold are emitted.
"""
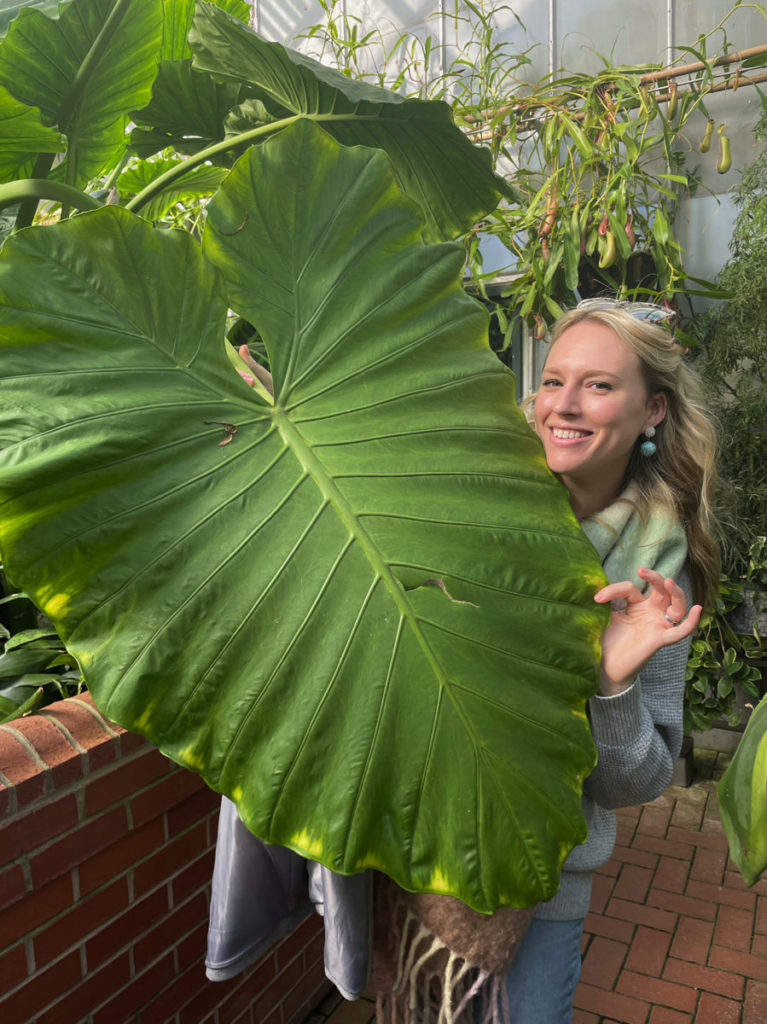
[304,749,765,1024]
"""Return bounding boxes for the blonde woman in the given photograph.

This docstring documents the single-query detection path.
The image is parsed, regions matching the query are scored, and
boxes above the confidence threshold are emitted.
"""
[505,298,718,1022]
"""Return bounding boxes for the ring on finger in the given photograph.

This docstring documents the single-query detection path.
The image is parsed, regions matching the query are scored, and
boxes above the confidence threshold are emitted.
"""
[664,611,683,627]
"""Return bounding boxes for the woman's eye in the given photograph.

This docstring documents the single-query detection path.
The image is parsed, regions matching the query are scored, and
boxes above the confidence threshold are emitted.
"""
[541,378,561,387]
[589,381,613,391]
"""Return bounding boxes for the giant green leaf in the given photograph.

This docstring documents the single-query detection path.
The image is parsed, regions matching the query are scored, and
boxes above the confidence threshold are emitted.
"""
[188,0,518,242]
[0,121,606,912]
[160,0,248,60]
[117,156,226,221]
[129,59,248,158]
[719,694,767,887]
[0,0,161,184]
[0,85,64,183]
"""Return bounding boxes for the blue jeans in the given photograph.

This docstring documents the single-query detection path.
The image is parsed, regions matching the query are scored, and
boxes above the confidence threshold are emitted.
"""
[503,917,584,1024]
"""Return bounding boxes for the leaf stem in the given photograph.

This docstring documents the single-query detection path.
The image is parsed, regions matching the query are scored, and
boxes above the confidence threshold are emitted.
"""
[125,115,305,214]
[0,180,103,215]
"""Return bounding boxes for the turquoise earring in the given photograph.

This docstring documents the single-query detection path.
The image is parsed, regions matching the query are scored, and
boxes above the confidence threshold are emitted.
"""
[640,425,656,456]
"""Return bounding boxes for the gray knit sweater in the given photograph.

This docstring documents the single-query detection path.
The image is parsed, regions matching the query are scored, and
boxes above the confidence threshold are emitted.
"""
[536,491,692,921]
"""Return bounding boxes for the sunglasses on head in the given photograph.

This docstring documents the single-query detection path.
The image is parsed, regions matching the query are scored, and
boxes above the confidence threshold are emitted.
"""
[575,297,677,328]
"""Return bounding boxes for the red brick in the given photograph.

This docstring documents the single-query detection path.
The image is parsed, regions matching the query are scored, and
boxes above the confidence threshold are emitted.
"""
[689,847,727,886]
[607,896,677,932]
[590,871,615,914]
[0,950,81,1023]
[710,944,767,982]
[91,952,178,1024]
[172,847,216,906]
[4,716,82,790]
[579,935,627,990]
[756,896,767,935]
[695,991,741,1024]
[31,805,129,887]
[617,970,697,1013]
[252,952,307,1023]
[0,872,74,948]
[572,1012,600,1024]
[686,878,756,913]
[131,766,201,827]
[614,864,654,903]
[663,956,743,1000]
[633,834,695,862]
[178,966,235,1024]
[0,730,46,807]
[653,856,690,894]
[282,956,329,1024]
[611,843,658,870]
[598,858,621,878]
[651,1007,692,1024]
[744,979,767,1024]
[133,822,207,898]
[79,816,165,895]
[646,889,716,922]
[728,868,767,896]
[139,956,217,1024]
[625,925,671,976]
[637,804,673,839]
[714,903,754,952]
[616,810,639,845]
[276,913,323,971]
[42,693,118,747]
[0,863,27,912]
[0,942,28,990]
[649,1009,692,1024]
[217,955,278,1024]
[167,783,218,836]
[34,876,130,967]
[752,933,767,957]
[85,747,170,815]
[119,728,148,754]
[36,951,132,1024]
[177,920,208,973]
[0,792,79,862]
[669,916,713,963]
[574,982,650,1024]
[584,911,635,944]
[134,893,207,971]
[667,827,728,851]
[86,888,168,969]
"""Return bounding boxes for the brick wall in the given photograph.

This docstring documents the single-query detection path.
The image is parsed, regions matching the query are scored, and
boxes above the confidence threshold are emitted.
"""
[0,694,331,1024]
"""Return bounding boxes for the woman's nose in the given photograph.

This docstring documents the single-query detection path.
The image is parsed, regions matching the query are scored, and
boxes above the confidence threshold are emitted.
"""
[552,383,579,414]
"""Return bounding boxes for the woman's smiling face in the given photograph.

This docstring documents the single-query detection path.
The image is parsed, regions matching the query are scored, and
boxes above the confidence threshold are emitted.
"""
[534,319,666,505]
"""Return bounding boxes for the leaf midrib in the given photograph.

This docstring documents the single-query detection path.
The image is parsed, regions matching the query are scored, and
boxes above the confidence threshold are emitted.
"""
[272,404,450,691]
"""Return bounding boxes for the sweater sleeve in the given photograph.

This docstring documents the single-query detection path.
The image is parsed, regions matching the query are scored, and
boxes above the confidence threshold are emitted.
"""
[582,569,692,810]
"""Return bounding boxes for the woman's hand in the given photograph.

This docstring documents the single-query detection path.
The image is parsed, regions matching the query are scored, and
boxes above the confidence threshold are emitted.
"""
[593,567,702,696]
[237,344,274,396]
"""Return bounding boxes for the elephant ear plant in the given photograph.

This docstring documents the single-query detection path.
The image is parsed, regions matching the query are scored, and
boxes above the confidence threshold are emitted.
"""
[0,0,608,913]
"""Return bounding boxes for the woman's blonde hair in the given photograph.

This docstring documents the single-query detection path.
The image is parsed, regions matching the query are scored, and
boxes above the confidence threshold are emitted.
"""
[544,304,720,609]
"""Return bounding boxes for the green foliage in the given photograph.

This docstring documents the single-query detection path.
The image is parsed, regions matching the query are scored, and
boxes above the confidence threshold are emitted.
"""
[298,1,756,341]
[0,0,609,910]
[0,570,83,722]
[719,686,767,887]
[691,107,767,577]
[684,574,763,733]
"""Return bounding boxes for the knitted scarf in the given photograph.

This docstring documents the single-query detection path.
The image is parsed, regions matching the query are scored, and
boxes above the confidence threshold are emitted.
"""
[579,484,687,587]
